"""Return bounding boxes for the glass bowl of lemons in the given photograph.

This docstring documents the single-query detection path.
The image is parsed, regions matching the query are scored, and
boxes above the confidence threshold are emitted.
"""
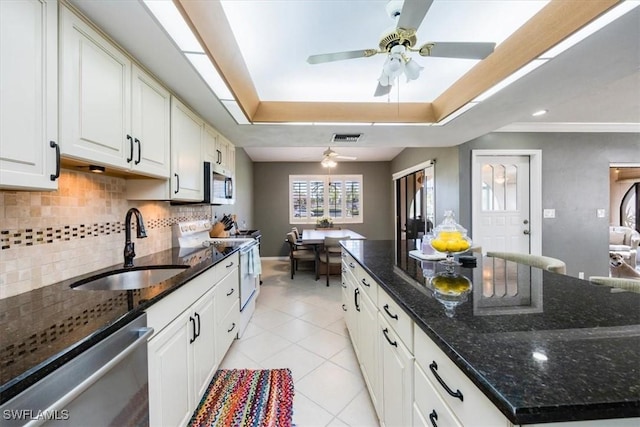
[430,210,472,269]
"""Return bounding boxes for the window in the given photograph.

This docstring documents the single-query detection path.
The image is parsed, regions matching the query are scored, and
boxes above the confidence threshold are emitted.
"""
[290,175,363,224]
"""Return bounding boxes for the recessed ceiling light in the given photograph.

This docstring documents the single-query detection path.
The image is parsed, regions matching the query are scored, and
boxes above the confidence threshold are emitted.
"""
[532,109,548,117]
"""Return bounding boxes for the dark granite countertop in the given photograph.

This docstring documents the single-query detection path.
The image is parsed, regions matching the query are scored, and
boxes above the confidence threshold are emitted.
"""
[341,239,640,425]
[0,242,245,404]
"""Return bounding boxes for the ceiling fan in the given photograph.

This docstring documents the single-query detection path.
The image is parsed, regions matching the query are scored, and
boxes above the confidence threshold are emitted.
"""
[306,0,496,97]
[321,147,356,167]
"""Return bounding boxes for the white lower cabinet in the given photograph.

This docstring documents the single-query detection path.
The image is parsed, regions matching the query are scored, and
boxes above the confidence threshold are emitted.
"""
[379,313,414,427]
[147,308,194,427]
[413,362,462,427]
[147,254,240,427]
[414,327,511,427]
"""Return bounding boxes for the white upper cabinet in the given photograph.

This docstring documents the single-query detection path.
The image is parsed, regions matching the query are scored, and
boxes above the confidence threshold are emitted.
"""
[59,5,170,178]
[130,64,171,177]
[204,124,235,178]
[0,0,59,190]
[170,97,204,201]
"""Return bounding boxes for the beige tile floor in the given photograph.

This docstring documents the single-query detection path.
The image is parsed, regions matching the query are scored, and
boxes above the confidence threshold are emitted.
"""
[219,259,380,426]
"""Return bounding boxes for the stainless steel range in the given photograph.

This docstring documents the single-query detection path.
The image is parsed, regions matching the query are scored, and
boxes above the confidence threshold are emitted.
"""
[172,220,260,338]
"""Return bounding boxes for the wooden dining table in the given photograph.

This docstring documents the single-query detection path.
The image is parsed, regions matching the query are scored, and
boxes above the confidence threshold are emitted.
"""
[299,229,366,279]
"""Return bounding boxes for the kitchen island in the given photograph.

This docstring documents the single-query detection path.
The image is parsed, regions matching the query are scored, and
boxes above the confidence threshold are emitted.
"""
[341,239,640,426]
[0,242,243,404]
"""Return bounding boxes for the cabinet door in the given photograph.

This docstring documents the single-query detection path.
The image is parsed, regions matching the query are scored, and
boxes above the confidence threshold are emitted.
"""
[379,314,414,427]
[59,6,131,169]
[203,124,219,166]
[358,290,381,416]
[170,97,203,201]
[148,310,192,427]
[191,288,217,403]
[0,0,58,190]
[131,64,170,178]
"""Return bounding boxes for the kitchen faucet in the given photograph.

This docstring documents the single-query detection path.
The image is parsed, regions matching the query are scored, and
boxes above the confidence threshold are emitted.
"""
[124,207,147,267]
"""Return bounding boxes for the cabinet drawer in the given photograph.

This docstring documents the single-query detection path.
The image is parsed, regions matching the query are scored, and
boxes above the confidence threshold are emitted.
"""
[213,252,239,279]
[378,287,413,352]
[215,270,239,324]
[414,327,509,427]
[413,362,462,427]
[216,305,240,362]
[146,268,215,337]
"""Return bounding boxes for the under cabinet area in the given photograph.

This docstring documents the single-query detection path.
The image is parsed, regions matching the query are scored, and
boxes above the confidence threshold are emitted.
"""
[146,253,239,427]
[0,0,59,191]
[59,5,170,178]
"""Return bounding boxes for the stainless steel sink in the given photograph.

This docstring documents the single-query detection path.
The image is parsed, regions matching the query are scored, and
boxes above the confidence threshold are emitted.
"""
[71,265,189,291]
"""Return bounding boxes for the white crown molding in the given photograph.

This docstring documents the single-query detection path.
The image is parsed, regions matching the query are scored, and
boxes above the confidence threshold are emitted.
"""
[495,122,640,133]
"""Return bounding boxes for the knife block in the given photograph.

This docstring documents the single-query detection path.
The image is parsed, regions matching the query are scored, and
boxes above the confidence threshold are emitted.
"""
[209,222,228,238]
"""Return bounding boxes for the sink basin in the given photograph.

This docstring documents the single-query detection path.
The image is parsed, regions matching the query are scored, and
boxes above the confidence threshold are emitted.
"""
[71,265,189,291]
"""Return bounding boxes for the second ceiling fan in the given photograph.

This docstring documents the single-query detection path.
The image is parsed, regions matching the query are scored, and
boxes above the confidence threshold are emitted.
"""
[306,0,496,97]
[321,147,356,168]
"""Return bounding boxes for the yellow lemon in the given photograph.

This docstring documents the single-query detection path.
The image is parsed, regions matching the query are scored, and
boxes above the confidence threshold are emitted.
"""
[431,239,448,252]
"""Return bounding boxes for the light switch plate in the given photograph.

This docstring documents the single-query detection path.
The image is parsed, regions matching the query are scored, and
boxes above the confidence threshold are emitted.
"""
[543,209,556,218]
[597,209,606,218]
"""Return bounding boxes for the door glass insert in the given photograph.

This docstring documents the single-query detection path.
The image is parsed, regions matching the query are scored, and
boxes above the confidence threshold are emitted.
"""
[482,163,519,211]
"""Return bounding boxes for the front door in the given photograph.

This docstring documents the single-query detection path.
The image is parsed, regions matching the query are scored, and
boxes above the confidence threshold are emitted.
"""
[472,151,540,254]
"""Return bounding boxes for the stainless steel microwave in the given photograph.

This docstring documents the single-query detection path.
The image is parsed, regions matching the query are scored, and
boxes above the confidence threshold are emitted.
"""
[204,161,233,204]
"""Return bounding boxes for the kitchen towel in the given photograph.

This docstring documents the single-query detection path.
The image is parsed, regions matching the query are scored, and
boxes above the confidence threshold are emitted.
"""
[249,244,262,276]
[188,368,294,427]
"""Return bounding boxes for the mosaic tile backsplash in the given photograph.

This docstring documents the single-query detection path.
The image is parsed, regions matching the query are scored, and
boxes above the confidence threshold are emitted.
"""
[0,169,211,299]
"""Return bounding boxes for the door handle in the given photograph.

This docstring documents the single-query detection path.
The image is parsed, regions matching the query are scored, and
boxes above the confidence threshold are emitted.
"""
[126,134,134,163]
[189,316,197,343]
[134,138,141,165]
[50,141,60,181]
[174,173,180,194]
[523,230,530,235]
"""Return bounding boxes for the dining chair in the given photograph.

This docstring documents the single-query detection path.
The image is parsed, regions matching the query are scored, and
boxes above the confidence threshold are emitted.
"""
[291,227,313,250]
[320,236,350,286]
[588,276,640,293]
[486,251,567,274]
[285,232,317,279]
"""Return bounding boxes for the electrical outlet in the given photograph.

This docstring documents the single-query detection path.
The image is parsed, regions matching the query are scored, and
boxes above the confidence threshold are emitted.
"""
[578,272,584,279]
[596,209,606,218]
[543,209,556,218]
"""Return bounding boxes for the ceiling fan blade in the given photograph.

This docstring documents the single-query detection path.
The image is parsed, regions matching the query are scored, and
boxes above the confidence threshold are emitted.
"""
[336,155,357,160]
[307,49,377,64]
[396,0,434,31]
[374,82,392,97]
[419,42,496,60]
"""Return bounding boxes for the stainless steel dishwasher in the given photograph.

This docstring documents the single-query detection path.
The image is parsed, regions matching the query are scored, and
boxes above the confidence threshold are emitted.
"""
[1,314,153,427]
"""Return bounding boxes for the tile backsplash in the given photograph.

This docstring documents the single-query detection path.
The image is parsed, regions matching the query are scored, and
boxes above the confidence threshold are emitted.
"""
[0,169,211,299]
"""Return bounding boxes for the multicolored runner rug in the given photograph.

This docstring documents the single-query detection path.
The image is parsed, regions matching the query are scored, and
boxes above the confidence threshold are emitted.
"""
[188,369,294,427]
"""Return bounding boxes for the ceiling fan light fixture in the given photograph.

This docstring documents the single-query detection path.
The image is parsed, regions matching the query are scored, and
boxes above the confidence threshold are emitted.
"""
[404,58,423,81]
[321,158,337,168]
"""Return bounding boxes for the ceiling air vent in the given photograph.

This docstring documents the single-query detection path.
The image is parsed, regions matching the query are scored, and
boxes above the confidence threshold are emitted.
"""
[331,133,362,143]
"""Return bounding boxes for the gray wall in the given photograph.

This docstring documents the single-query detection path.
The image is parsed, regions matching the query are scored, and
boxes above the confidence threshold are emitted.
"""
[212,147,253,228]
[457,132,640,278]
[253,161,393,257]
[390,146,460,227]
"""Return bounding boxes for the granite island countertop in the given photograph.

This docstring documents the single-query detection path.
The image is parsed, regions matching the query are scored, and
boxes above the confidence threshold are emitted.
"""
[0,242,245,404]
[341,239,640,425]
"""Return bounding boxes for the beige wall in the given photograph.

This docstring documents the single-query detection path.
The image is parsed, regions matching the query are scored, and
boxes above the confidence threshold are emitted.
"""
[0,169,210,299]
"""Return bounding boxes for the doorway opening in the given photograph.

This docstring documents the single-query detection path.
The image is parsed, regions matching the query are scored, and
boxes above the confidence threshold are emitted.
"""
[394,161,435,242]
